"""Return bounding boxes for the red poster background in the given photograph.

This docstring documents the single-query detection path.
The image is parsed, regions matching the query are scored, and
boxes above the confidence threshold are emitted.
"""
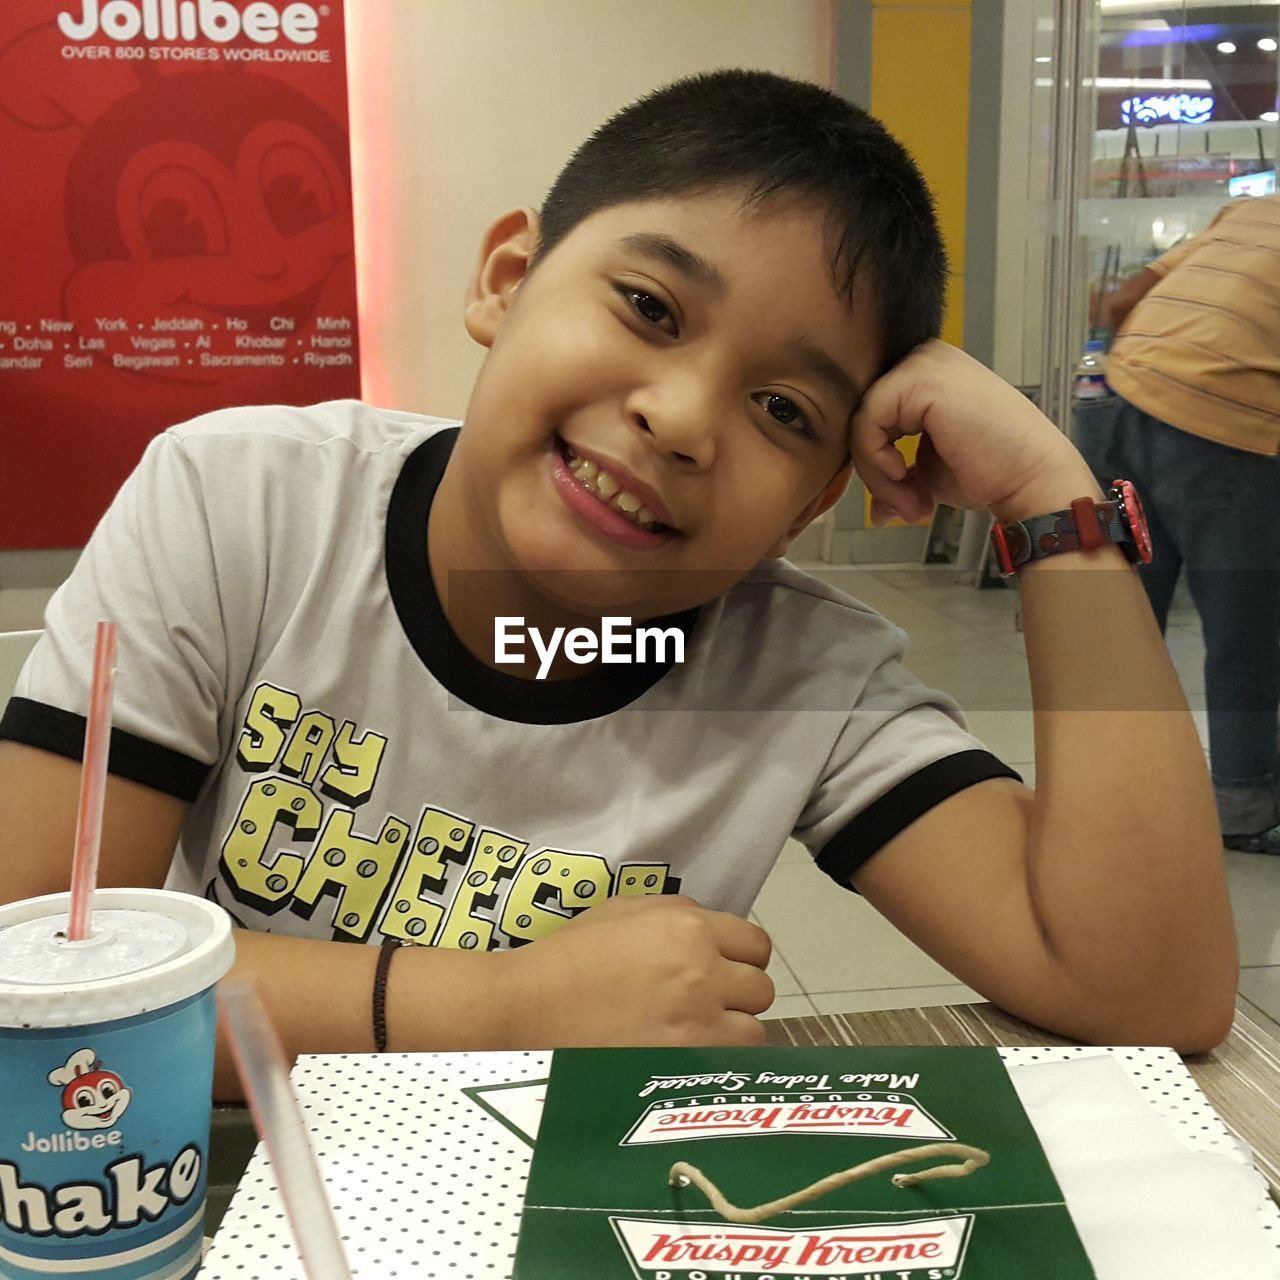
[0,1,361,548]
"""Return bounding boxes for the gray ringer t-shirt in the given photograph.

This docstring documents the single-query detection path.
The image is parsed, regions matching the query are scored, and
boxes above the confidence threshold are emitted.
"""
[2,401,1017,949]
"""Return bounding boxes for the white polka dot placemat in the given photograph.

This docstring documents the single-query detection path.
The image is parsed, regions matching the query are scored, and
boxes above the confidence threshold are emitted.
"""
[199,1046,1280,1279]
[205,1050,546,1278]
[1001,1044,1280,1275]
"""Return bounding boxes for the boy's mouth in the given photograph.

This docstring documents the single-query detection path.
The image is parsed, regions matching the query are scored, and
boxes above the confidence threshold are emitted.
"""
[556,438,678,535]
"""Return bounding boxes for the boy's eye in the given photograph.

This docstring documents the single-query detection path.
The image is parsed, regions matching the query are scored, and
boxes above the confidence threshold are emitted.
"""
[754,391,813,437]
[619,287,677,334]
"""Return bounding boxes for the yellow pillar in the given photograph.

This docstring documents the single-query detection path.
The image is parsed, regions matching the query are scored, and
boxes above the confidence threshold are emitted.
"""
[865,0,972,524]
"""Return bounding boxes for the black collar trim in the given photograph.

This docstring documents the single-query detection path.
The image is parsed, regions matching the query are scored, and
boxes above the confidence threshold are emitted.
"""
[384,428,700,725]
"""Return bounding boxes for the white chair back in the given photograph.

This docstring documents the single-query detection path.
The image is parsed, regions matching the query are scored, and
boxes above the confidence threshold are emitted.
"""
[0,630,41,713]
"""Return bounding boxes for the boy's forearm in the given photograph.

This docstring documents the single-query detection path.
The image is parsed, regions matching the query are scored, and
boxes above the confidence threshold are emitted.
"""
[210,895,774,1098]
[212,930,515,1100]
[1008,478,1237,1047]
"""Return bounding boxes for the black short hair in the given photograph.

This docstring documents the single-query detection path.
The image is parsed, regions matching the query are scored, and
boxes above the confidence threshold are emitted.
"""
[535,69,947,374]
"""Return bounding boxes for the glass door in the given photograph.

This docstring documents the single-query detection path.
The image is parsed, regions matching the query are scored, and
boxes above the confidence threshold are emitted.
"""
[1038,0,1280,433]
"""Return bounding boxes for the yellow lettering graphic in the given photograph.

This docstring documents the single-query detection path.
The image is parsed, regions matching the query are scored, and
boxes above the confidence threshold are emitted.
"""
[319,720,388,807]
[280,711,337,786]
[614,863,674,897]
[436,829,528,951]
[290,808,409,942]
[378,809,475,944]
[219,777,320,913]
[291,809,408,942]
[500,848,613,945]
[236,682,301,772]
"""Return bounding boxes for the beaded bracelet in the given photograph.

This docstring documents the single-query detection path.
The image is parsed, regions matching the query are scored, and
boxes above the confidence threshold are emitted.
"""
[372,938,404,1052]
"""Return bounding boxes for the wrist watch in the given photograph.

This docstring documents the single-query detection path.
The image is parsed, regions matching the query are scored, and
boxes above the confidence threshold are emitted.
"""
[989,479,1154,577]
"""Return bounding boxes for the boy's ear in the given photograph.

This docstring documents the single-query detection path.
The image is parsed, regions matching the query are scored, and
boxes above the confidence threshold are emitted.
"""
[465,206,541,348]
[765,461,853,559]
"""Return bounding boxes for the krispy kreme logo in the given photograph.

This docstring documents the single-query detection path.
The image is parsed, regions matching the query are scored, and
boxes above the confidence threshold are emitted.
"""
[623,1092,951,1146]
[610,1215,974,1278]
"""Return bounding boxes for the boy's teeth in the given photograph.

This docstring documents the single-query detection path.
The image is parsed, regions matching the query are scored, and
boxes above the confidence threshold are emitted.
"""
[566,447,664,530]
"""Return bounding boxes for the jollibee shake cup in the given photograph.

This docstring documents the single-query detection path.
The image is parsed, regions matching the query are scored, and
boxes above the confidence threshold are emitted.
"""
[0,888,234,1279]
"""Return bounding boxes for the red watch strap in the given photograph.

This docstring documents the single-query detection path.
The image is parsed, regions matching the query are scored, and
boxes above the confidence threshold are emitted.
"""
[1071,496,1105,551]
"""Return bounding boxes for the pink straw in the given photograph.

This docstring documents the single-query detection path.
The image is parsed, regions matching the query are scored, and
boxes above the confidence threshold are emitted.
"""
[217,979,353,1280]
[67,621,117,941]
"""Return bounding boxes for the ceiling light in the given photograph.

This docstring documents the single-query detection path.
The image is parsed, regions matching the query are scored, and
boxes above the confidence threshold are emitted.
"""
[1035,55,1052,63]
[1094,77,1213,90]
[1259,37,1279,52]
[1262,111,1280,122]
[1217,41,1237,54]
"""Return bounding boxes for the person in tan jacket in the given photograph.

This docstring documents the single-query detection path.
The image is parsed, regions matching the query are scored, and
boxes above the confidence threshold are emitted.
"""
[1087,193,1280,854]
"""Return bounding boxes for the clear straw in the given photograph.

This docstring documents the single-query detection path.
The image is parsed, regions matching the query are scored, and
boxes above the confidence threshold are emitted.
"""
[67,621,118,941]
[217,978,353,1280]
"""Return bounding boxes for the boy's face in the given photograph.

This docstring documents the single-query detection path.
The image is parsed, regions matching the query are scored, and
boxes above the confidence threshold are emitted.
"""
[452,189,885,620]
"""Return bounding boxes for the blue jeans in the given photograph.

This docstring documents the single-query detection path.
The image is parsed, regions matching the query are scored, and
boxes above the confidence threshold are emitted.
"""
[1075,393,1280,835]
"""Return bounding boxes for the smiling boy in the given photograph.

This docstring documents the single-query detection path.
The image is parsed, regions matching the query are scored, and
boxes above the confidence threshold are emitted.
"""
[0,71,1237,1096]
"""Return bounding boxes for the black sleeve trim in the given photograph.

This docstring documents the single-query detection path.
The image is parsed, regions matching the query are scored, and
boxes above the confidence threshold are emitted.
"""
[815,749,1024,889]
[0,697,210,802]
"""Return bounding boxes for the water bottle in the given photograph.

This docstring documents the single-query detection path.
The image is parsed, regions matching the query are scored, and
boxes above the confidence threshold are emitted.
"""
[1073,338,1111,401]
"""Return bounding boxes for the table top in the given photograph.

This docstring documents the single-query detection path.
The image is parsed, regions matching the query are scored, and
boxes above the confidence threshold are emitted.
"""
[206,994,1280,1235]
[764,995,1280,1201]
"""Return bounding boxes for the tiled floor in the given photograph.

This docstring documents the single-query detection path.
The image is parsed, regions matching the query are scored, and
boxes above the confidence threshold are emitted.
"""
[748,561,1280,1033]
[4,564,1279,1034]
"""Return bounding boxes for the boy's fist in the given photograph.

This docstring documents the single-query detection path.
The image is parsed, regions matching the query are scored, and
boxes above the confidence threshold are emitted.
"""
[850,341,1100,526]
[498,894,775,1048]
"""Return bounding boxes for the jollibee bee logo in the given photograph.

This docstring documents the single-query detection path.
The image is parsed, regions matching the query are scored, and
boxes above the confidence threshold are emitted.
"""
[48,1047,132,1131]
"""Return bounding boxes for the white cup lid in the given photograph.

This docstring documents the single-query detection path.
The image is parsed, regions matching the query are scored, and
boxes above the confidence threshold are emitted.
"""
[0,889,235,1029]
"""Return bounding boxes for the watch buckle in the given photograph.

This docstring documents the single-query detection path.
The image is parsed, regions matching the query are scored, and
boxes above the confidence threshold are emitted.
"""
[990,522,1019,578]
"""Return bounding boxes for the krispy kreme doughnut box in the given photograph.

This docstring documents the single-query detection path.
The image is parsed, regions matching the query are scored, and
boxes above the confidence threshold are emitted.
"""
[511,1045,1094,1279]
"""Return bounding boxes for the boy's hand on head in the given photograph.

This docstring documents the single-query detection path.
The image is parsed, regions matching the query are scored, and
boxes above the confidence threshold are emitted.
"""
[850,340,1100,526]
[497,894,774,1049]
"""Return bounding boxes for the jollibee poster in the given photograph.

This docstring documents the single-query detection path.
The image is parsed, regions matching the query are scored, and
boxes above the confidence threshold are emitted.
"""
[0,0,361,548]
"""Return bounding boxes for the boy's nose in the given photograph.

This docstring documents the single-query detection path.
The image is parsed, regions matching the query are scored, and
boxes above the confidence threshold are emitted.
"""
[626,381,718,470]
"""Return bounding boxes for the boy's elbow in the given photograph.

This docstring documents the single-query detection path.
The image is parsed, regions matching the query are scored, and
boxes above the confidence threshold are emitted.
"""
[1167,991,1237,1056]
[1099,933,1239,1055]
[1171,952,1240,1054]
[1027,958,1239,1056]
[1090,979,1237,1056]
[1062,1006,1233,1057]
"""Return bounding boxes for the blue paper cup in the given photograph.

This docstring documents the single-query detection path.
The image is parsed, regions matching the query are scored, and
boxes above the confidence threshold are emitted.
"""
[0,889,235,1280]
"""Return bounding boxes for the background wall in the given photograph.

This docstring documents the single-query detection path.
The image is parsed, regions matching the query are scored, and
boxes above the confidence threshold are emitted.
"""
[825,0,986,561]
[347,0,832,419]
[1,0,834,588]
[4,0,1001,584]
[868,0,972,352]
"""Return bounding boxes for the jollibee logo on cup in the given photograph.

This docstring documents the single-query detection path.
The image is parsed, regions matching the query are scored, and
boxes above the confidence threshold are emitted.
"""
[49,1047,132,1131]
[5,1042,202,1235]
